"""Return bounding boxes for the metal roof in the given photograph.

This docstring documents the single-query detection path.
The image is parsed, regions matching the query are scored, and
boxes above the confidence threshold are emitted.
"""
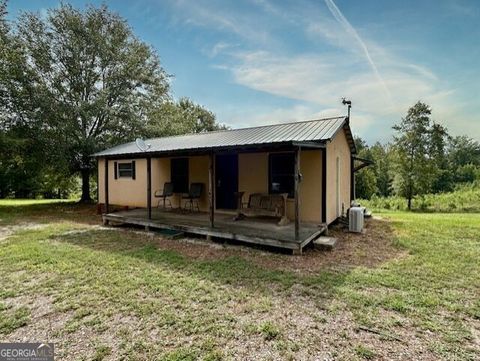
[94,116,354,157]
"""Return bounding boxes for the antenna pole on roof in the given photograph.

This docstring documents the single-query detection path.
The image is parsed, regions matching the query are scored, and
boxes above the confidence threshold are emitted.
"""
[342,98,352,120]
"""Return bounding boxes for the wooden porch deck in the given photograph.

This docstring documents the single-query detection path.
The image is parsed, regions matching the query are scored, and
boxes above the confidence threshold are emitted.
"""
[103,208,327,253]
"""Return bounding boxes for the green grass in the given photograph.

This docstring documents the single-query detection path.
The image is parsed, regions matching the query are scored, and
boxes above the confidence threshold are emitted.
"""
[0,198,72,206]
[0,200,479,359]
[258,321,281,341]
[355,344,376,359]
[360,183,480,213]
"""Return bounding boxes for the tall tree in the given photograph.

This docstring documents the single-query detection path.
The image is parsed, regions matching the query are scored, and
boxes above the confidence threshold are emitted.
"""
[353,136,377,199]
[4,4,170,201]
[429,122,452,192]
[392,102,435,209]
[370,142,393,197]
[355,167,377,199]
[145,97,226,137]
[448,136,480,167]
[353,136,368,154]
[448,135,480,184]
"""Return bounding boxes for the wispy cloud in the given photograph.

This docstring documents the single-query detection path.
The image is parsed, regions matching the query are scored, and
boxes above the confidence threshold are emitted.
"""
[166,0,476,140]
[226,50,443,121]
[167,0,272,45]
[323,0,392,103]
[207,41,234,58]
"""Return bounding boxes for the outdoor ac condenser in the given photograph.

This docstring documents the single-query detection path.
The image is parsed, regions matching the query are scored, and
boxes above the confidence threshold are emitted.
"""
[349,207,364,233]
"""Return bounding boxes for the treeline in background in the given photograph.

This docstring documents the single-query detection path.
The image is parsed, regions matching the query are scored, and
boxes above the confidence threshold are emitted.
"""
[0,2,225,201]
[1,2,479,211]
[356,102,480,212]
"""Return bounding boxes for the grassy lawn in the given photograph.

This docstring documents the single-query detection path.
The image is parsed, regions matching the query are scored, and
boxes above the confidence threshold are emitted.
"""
[0,201,479,360]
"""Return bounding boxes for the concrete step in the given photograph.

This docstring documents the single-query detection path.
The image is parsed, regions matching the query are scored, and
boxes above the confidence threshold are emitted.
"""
[313,236,337,250]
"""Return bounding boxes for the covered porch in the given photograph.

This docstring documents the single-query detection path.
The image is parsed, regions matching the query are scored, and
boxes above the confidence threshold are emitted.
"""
[96,117,358,253]
[103,207,326,253]
[100,143,331,253]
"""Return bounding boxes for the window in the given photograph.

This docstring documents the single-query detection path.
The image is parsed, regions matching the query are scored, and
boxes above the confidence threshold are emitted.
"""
[115,161,136,179]
[171,158,189,193]
[269,153,295,198]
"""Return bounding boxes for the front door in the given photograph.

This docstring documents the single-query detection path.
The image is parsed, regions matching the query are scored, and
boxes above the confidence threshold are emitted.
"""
[215,154,238,210]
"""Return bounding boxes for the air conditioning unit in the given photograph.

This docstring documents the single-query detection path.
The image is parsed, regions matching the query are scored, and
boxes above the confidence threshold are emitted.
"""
[349,207,364,233]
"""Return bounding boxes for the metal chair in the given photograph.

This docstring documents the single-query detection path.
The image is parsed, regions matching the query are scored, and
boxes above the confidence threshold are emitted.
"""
[154,182,174,209]
[182,183,203,212]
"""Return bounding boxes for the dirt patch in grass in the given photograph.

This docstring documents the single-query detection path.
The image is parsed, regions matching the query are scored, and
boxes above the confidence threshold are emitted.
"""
[1,205,478,360]
[146,217,403,275]
[0,223,49,242]
[3,294,71,341]
[1,201,401,276]
[0,292,450,361]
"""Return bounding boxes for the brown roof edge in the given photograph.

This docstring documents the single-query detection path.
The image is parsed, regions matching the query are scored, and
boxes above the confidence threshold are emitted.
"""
[325,117,357,154]
[343,118,357,154]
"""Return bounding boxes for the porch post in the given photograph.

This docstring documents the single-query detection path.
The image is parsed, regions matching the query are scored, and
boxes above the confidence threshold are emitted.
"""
[208,152,215,228]
[104,159,109,214]
[147,156,152,220]
[294,147,301,240]
[321,149,327,224]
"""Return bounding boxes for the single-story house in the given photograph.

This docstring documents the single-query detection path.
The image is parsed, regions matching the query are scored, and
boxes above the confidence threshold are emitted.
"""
[94,116,358,253]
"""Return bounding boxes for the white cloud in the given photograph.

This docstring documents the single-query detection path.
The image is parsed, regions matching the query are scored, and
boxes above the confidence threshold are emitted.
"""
[214,48,472,141]
[167,0,478,141]
[168,0,272,44]
[204,42,235,58]
[221,103,374,137]
[324,0,392,103]
[227,50,443,116]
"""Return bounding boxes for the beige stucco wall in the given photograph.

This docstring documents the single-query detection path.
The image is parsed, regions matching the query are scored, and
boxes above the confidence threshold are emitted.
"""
[296,150,322,223]
[98,156,210,211]
[98,158,105,203]
[237,152,268,201]
[326,128,352,224]
[97,158,148,207]
[238,150,322,223]
[188,155,210,211]
[97,135,351,225]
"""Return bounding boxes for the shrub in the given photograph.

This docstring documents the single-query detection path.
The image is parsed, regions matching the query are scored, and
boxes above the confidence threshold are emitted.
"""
[358,184,480,213]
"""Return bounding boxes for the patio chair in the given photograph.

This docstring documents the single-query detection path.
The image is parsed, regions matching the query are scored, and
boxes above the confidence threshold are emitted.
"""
[154,182,174,209]
[182,183,203,212]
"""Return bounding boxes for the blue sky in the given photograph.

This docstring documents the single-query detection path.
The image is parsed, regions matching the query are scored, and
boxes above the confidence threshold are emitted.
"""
[8,0,480,142]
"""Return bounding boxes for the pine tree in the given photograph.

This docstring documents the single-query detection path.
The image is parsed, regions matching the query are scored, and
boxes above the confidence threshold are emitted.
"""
[392,102,436,209]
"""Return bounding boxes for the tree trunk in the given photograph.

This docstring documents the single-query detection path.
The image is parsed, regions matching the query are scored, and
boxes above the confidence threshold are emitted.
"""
[80,168,92,202]
[407,180,413,210]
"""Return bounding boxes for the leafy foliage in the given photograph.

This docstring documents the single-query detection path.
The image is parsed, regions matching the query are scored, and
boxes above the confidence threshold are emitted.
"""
[392,102,437,209]
[0,3,223,200]
[354,138,393,199]
[355,102,480,208]
[360,182,480,213]
[144,97,227,137]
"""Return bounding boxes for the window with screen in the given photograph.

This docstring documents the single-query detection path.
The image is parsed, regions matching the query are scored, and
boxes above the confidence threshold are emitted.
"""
[171,158,189,193]
[269,153,295,198]
[116,161,135,179]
